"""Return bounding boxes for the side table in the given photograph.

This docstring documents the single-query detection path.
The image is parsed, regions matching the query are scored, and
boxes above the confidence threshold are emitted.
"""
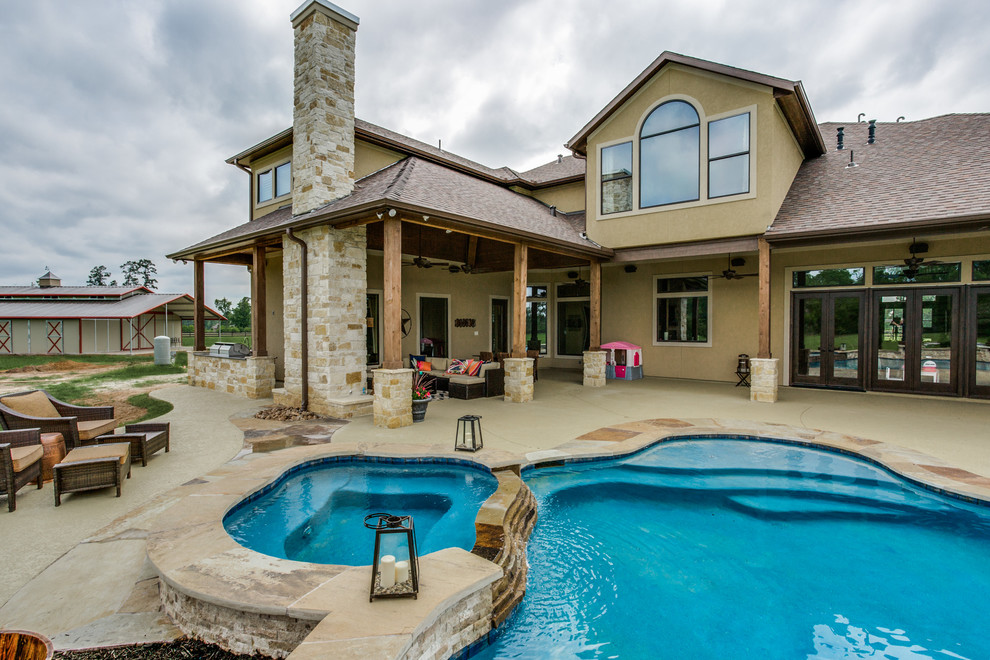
[39,432,66,483]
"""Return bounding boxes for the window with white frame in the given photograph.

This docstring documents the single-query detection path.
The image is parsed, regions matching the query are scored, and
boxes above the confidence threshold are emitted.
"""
[257,161,291,204]
[708,113,750,198]
[640,101,700,208]
[655,275,709,343]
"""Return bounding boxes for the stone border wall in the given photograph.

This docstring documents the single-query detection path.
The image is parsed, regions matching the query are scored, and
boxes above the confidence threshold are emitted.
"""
[188,353,276,399]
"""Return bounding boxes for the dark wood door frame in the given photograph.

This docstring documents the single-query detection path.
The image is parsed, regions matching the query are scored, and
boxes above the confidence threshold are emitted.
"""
[790,290,866,390]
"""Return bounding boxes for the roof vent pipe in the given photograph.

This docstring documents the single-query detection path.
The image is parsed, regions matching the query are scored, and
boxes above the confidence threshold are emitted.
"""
[549,205,557,217]
[285,228,309,411]
[845,150,858,168]
[557,154,563,164]
[857,113,866,123]
[836,126,845,150]
[868,119,876,144]
[896,116,905,122]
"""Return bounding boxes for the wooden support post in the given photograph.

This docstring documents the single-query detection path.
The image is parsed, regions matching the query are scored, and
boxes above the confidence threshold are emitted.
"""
[589,260,601,350]
[758,238,771,359]
[383,216,403,369]
[194,259,206,352]
[466,235,479,270]
[252,246,268,357]
[512,243,528,357]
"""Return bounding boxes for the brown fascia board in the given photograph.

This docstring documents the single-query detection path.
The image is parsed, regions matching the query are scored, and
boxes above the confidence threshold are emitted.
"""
[565,51,825,158]
[225,128,293,165]
[765,212,990,247]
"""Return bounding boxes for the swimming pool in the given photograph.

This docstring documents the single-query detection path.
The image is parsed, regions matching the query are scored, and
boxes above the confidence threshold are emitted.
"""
[472,438,990,659]
[223,459,498,565]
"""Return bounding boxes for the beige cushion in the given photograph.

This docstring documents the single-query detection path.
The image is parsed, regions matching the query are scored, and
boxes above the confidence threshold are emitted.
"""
[449,375,484,384]
[77,419,118,441]
[60,444,129,466]
[10,444,44,472]
[1,391,60,419]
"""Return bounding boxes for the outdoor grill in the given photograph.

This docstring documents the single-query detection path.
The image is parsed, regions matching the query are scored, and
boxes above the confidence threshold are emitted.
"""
[209,342,251,358]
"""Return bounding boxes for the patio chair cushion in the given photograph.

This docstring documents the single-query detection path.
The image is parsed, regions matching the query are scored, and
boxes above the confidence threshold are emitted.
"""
[0,391,60,419]
[60,444,129,466]
[77,419,118,441]
[10,444,44,472]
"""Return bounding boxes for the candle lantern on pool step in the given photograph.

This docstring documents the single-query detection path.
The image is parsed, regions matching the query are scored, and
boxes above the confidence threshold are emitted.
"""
[364,512,419,601]
[454,415,483,452]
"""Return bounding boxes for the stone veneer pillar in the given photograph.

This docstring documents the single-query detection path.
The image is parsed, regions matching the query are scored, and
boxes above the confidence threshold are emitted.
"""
[750,358,779,403]
[291,0,358,216]
[503,358,534,403]
[583,350,606,387]
[373,368,413,428]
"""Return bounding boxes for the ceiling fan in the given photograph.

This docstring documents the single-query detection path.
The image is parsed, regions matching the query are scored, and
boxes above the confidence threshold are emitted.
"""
[447,263,473,274]
[403,226,449,269]
[566,270,588,286]
[900,241,942,279]
[713,256,757,280]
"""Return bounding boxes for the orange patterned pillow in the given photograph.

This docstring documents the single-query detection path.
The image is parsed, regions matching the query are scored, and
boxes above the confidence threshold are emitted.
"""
[417,360,433,372]
[465,359,484,376]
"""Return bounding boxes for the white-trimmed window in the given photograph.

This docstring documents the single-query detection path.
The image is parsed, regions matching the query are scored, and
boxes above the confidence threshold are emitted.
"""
[655,275,710,344]
[640,100,701,208]
[257,161,291,204]
[601,141,633,214]
[708,113,750,198]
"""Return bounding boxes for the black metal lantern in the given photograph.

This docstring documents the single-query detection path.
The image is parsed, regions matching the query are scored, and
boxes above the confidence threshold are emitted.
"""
[364,512,419,601]
[735,354,751,387]
[454,415,483,452]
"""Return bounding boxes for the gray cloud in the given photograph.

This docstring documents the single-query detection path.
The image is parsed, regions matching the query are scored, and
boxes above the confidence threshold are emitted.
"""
[1,0,988,304]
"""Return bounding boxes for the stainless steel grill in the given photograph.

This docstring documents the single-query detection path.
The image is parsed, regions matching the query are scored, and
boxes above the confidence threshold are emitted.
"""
[209,342,251,358]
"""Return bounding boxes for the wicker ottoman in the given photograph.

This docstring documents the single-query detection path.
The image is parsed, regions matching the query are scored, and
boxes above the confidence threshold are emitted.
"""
[96,422,169,467]
[53,443,131,506]
[449,378,485,400]
[39,432,66,483]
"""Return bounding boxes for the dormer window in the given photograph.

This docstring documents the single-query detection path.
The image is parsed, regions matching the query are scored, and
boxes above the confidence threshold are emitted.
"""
[639,101,700,207]
[257,161,291,204]
[708,113,750,198]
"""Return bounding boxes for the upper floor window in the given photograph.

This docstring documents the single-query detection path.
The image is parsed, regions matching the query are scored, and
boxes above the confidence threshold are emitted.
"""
[708,113,750,198]
[601,142,632,214]
[640,101,700,208]
[257,161,291,204]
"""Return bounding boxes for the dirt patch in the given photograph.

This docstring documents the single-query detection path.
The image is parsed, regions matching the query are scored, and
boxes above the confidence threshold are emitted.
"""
[78,387,157,425]
[54,638,274,660]
[2,360,112,374]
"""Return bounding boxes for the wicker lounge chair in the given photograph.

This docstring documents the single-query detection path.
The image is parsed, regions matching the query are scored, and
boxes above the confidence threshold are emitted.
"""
[0,390,116,450]
[53,443,131,506]
[1,428,44,512]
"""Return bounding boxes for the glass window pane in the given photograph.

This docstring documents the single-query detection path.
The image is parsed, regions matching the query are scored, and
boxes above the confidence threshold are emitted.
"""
[975,293,990,388]
[641,101,699,137]
[601,142,632,214]
[557,281,590,298]
[656,296,708,342]
[792,268,865,288]
[526,301,547,354]
[657,276,708,294]
[366,293,379,365]
[709,154,749,197]
[873,263,961,284]
[973,260,990,281]
[557,300,590,356]
[257,170,273,203]
[795,298,822,378]
[708,113,749,158]
[920,293,953,384]
[602,142,632,179]
[275,162,291,197]
[419,296,448,358]
[526,285,547,299]
[641,126,699,207]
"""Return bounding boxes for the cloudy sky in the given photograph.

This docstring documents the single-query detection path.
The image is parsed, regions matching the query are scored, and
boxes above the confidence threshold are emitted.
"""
[1,0,988,304]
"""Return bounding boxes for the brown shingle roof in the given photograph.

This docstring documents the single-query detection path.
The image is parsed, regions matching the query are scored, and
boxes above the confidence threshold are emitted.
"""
[768,115,990,241]
[519,155,585,185]
[169,157,608,260]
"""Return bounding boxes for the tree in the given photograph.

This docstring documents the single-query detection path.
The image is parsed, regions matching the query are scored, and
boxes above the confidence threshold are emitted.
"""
[86,265,112,286]
[120,259,158,289]
[214,297,233,319]
[230,297,252,331]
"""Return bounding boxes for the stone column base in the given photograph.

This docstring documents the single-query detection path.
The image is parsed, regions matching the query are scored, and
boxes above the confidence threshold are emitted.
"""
[188,354,276,399]
[750,358,779,403]
[504,358,534,403]
[583,351,607,387]
[373,368,413,428]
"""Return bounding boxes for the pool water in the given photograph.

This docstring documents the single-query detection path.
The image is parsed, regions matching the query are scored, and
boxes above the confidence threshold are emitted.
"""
[224,461,497,565]
[474,439,990,659]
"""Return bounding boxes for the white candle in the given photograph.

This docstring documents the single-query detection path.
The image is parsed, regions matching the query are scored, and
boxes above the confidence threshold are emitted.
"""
[395,560,409,584]
[379,555,396,588]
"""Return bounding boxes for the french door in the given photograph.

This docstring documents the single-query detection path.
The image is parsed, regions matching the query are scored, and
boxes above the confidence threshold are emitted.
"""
[791,290,865,388]
[872,288,959,394]
[967,286,990,398]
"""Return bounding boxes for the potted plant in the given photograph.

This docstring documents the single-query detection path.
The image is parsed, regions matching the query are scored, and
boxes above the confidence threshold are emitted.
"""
[411,371,434,423]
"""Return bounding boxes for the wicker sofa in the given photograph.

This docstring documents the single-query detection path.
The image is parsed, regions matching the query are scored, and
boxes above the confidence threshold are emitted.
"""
[0,390,116,450]
[408,357,504,400]
[1,428,44,512]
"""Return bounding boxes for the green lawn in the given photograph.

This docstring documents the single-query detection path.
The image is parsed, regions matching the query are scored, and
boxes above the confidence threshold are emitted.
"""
[0,353,151,370]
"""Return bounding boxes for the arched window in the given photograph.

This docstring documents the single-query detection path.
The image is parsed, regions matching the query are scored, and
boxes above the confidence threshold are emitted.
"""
[639,101,700,207]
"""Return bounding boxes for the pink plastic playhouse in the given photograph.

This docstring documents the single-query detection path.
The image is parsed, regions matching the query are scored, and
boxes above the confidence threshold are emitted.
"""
[601,341,643,380]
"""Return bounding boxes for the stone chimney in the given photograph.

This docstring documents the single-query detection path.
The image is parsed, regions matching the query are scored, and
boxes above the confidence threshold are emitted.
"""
[290,0,359,216]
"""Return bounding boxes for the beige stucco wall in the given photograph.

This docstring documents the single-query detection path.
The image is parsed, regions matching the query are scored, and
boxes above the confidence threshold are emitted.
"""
[354,140,404,179]
[265,252,285,380]
[251,145,293,221]
[526,181,586,213]
[584,63,806,248]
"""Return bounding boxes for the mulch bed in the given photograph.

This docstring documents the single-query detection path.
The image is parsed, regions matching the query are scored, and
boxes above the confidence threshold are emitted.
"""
[54,638,275,660]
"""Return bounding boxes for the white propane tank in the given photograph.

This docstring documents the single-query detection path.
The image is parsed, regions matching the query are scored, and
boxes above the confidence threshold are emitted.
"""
[154,336,172,365]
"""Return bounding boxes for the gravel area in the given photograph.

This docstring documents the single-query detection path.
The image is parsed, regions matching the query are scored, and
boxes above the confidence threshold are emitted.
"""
[54,638,275,660]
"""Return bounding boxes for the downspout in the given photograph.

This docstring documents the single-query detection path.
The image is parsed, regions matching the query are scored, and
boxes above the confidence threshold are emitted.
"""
[285,228,309,410]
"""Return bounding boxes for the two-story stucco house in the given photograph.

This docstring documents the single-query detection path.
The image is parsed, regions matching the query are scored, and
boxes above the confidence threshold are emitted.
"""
[168,0,990,427]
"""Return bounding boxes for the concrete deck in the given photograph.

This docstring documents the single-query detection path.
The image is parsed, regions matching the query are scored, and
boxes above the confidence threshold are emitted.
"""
[1,372,988,655]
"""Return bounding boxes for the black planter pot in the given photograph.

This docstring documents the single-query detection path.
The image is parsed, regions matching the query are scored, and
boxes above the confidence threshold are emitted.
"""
[411,397,431,423]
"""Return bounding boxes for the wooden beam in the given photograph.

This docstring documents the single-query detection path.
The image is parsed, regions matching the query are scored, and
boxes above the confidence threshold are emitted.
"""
[512,243,528,357]
[383,216,403,369]
[758,237,771,358]
[466,235,479,269]
[251,245,268,357]
[193,260,206,352]
[589,259,601,350]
